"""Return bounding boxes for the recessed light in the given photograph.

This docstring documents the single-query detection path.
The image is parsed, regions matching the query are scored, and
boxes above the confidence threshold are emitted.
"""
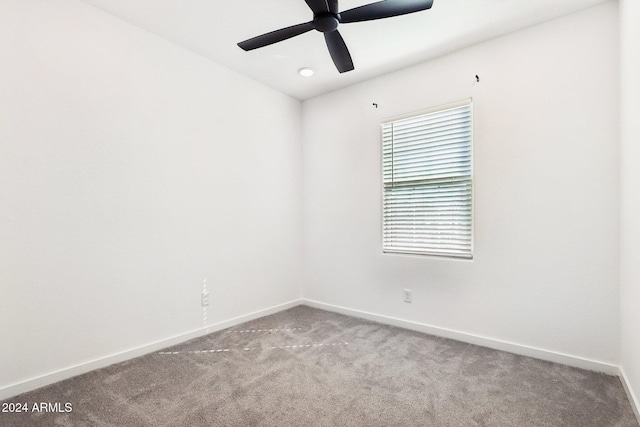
[298,67,314,77]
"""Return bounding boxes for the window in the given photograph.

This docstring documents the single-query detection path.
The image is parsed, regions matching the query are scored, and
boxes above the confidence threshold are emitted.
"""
[381,100,473,258]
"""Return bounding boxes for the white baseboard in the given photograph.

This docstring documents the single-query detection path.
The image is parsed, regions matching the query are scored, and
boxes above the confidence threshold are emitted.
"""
[2,298,627,403]
[302,299,620,376]
[0,299,301,401]
[620,367,640,424]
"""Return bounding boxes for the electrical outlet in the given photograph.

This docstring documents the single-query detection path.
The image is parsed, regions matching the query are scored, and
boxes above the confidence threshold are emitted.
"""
[201,291,209,306]
[403,289,412,303]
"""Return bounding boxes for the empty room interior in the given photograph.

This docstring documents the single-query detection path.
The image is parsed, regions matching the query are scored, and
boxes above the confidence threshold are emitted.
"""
[1,0,640,425]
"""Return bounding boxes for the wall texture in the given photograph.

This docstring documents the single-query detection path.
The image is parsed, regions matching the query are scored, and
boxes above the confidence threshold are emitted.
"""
[302,3,620,367]
[0,0,302,397]
[620,0,640,417]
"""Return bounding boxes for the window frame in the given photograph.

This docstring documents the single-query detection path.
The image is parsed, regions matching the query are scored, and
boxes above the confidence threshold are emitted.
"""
[380,99,474,259]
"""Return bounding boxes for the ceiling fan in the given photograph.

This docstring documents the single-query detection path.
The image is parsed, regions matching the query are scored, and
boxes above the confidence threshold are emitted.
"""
[238,0,434,73]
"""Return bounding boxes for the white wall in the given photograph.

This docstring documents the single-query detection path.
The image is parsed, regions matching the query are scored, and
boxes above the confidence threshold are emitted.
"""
[0,0,302,397]
[620,0,640,417]
[1,0,631,407]
[302,2,620,367]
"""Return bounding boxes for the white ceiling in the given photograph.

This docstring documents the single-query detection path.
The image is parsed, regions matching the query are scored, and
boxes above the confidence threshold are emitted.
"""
[79,0,608,100]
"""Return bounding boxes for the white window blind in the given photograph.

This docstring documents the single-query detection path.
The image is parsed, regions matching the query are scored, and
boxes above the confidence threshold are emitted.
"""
[382,101,473,258]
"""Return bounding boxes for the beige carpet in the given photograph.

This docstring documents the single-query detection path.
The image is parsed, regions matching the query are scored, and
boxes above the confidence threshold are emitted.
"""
[2,305,638,426]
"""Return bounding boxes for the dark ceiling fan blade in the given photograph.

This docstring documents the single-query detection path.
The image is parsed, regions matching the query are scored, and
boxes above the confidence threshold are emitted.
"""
[304,0,330,14]
[324,30,354,73]
[340,0,433,23]
[238,22,315,51]
[328,0,339,15]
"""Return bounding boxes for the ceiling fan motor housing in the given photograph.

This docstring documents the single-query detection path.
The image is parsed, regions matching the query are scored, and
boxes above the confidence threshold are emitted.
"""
[314,13,340,33]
